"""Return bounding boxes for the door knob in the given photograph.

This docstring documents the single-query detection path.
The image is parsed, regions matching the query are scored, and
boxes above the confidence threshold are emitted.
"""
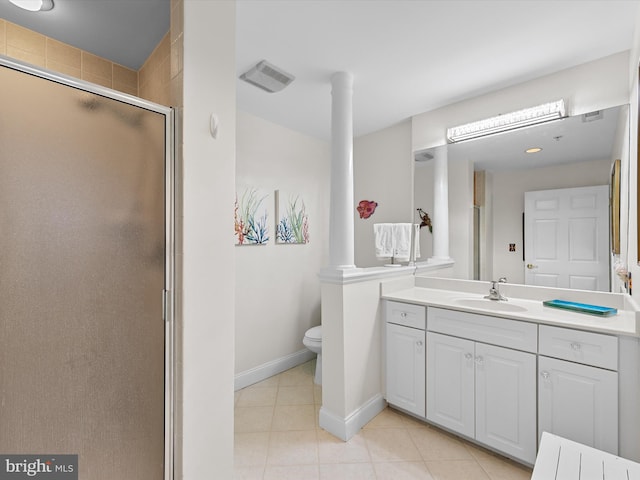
[526,264,538,269]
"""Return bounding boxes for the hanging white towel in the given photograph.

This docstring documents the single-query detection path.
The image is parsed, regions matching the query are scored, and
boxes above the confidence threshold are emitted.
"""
[392,223,413,260]
[373,223,394,258]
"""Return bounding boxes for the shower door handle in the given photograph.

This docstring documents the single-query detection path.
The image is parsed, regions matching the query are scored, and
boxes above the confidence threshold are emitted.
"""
[162,289,170,322]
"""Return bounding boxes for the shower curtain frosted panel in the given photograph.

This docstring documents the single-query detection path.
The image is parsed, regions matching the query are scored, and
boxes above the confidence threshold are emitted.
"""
[0,65,166,479]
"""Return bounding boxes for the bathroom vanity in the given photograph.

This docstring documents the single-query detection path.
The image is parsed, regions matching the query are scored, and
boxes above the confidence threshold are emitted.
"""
[381,277,640,466]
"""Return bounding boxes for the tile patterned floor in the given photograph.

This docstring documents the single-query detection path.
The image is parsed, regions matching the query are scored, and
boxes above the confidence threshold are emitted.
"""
[234,360,533,480]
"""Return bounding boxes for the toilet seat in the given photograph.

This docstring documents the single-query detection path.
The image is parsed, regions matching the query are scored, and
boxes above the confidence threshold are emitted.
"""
[304,325,321,341]
[303,326,322,385]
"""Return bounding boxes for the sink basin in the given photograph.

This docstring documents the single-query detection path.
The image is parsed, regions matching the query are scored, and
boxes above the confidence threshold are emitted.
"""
[453,298,528,313]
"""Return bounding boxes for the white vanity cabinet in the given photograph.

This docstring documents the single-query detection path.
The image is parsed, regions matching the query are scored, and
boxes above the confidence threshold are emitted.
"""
[384,301,426,418]
[382,297,631,465]
[538,325,619,455]
[426,307,537,464]
[426,332,474,437]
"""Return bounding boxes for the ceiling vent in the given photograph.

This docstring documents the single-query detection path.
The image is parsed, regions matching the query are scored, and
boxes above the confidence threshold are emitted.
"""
[414,151,434,162]
[582,110,603,122]
[239,60,295,93]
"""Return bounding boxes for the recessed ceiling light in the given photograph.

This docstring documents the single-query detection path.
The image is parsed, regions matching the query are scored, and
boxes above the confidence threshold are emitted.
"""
[525,147,543,154]
[8,0,53,11]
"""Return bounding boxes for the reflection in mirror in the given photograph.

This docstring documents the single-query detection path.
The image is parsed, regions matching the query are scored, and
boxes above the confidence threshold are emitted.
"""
[414,104,629,292]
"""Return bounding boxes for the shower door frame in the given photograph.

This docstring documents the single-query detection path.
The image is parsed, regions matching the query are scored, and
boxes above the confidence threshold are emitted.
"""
[0,55,176,480]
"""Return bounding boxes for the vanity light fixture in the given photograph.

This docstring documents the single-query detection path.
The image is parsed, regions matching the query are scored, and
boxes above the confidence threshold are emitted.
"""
[525,147,542,154]
[447,99,566,143]
[8,0,53,11]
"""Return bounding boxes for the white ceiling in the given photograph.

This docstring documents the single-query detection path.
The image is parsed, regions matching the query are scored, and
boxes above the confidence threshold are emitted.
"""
[236,0,639,141]
[1,0,639,142]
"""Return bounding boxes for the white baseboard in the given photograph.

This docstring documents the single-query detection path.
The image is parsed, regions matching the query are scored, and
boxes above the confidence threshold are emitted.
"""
[235,349,316,391]
[319,394,386,441]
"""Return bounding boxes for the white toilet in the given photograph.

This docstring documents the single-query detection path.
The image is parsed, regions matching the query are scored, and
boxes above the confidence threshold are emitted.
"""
[303,326,322,385]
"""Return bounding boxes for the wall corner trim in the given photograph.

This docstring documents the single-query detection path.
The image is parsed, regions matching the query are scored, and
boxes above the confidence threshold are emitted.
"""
[319,394,386,441]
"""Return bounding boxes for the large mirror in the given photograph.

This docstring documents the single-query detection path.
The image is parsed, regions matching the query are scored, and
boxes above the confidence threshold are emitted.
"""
[414,104,629,292]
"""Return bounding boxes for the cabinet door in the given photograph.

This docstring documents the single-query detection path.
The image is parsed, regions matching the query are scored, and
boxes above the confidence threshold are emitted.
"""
[539,356,618,455]
[385,322,425,417]
[475,343,537,464]
[426,332,475,438]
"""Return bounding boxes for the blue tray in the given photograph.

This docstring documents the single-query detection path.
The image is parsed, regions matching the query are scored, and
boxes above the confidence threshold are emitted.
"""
[543,299,617,317]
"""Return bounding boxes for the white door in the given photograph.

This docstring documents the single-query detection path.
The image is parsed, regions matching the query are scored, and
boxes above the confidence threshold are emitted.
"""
[475,343,537,464]
[538,356,618,455]
[426,332,475,437]
[524,185,609,291]
[385,323,426,417]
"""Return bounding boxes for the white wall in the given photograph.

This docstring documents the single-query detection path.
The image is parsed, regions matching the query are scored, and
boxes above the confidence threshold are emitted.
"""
[354,120,413,267]
[414,160,434,259]
[181,1,236,479]
[412,51,630,151]
[320,278,385,418]
[628,7,640,302]
[489,159,612,284]
[234,111,330,374]
[448,155,474,279]
[619,6,640,460]
[612,106,631,293]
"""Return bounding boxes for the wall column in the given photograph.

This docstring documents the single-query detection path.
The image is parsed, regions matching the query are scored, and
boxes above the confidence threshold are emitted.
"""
[432,145,451,260]
[329,72,356,269]
[179,1,236,478]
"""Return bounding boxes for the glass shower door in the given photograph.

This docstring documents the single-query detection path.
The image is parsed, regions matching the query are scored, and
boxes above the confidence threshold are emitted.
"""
[0,62,168,480]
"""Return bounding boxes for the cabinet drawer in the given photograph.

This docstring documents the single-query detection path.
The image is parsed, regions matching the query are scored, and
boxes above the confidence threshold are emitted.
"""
[427,307,537,353]
[539,325,618,370]
[385,301,426,330]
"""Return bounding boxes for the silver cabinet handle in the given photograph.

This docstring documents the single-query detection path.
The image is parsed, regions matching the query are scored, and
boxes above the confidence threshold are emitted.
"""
[464,353,473,360]
[400,312,407,318]
[416,340,423,347]
[540,371,550,381]
[570,342,581,351]
[475,356,484,366]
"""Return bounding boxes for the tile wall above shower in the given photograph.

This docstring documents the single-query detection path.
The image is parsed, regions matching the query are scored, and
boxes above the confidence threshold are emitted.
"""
[0,19,139,96]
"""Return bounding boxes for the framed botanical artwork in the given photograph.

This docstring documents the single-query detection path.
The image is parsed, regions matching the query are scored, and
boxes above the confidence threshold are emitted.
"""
[275,190,309,244]
[234,186,270,245]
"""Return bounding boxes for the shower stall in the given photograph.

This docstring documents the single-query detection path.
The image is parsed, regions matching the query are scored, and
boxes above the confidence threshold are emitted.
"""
[0,57,174,480]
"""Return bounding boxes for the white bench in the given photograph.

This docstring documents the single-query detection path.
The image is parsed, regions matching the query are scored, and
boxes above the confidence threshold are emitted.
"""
[532,432,640,480]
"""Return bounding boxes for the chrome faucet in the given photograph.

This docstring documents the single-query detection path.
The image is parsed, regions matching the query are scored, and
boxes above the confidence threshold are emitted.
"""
[485,277,508,301]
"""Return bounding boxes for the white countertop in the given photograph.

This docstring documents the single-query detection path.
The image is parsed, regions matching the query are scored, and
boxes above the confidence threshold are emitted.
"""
[381,281,640,337]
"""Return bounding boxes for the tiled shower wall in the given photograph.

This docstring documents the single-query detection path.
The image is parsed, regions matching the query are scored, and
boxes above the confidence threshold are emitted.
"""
[139,32,171,105]
[0,18,171,105]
